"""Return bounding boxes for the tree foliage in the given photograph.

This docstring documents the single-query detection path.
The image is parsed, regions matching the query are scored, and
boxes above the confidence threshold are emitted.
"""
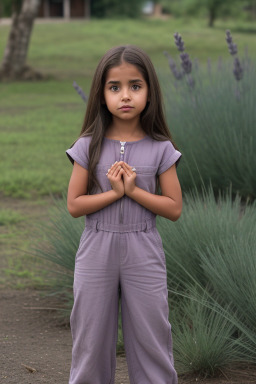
[91,0,145,18]
[168,0,250,26]
[1,0,23,17]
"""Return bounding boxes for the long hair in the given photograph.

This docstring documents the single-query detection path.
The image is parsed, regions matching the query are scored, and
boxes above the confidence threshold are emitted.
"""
[70,45,178,194]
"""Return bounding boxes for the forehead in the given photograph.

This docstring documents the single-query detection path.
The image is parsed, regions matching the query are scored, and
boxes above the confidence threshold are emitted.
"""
[105,62,145,82]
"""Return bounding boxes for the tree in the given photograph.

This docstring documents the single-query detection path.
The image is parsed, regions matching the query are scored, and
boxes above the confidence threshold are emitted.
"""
[91,0,145,18]
[207,0,226,27]
[0,0,41,81]
[169,0,246,27]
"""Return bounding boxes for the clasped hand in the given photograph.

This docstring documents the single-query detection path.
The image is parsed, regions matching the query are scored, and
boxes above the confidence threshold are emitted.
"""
[106,161,136,198]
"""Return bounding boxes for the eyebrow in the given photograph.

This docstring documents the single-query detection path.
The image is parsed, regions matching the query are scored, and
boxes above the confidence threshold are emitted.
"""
[106,79,144,85]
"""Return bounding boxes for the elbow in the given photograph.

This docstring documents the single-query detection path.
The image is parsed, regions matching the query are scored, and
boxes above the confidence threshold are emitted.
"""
[67,200,80,218]
[171,209,182,221]
[167,203,182,222]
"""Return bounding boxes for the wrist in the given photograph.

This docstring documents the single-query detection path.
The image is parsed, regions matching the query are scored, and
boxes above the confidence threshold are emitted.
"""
[112,188,124,200]
[125,185,137,199]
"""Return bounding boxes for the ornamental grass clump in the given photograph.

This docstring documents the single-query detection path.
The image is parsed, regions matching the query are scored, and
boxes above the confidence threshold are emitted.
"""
[157,186,256,374]
[171,290,239,376]
[33,194,83,303]
[162,31,256,199]
[35,187,256,374]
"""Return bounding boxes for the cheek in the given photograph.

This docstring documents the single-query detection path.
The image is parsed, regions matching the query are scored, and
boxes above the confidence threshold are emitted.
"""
[104,93,113,106]
[139,92,149,106]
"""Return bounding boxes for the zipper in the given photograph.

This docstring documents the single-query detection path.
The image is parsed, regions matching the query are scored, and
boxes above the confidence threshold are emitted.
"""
[120,141,126,161]
[119,141,126,223]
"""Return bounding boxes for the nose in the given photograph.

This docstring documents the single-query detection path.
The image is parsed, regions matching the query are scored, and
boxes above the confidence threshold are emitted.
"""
[121,87,131,101]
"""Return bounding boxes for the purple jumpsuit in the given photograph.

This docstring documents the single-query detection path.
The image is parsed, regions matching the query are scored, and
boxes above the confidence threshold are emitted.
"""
[66,135,181,384]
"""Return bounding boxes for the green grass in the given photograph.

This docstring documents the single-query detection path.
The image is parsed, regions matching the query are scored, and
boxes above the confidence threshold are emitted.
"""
[1,18,256,197]
[0,197,54,289]
[0,209,24,225]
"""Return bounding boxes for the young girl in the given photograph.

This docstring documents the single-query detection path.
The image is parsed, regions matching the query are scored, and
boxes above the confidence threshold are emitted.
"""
[66,45,182,384]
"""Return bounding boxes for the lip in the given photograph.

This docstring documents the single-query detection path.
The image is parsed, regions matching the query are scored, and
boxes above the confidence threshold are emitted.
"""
[119,105,134,110]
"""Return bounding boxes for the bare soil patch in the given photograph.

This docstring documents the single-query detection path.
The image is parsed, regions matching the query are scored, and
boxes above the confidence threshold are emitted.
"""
[0,289,130,384]
[1,289,256,384]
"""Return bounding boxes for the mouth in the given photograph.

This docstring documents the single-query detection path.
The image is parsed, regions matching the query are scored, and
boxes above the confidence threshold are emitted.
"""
[119,105,134,110]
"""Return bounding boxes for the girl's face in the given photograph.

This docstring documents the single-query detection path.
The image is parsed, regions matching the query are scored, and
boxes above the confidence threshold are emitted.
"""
[103,62,149,124]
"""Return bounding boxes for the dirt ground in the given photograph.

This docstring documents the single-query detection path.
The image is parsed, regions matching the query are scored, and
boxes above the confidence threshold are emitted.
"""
[1,289,256,384]
[0,289,130,384]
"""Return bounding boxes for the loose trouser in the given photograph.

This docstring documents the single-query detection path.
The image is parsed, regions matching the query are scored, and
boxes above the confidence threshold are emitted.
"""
[69,218,178,384]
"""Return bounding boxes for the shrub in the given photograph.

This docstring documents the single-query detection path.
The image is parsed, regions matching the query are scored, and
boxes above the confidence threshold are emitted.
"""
[35,187,256,374]
[161,31,256,199]
[158,186,256,373]
[33,194,83,304]
[171,290,240,376]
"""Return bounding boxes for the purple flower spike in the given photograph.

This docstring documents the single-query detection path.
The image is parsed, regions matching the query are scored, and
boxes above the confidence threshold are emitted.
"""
[73,81,87,103]
[180,52,192,74]
[225,30,244,82]
[233,57,243,81]
[174,32,185,52]
[226,30,238,56]
[164,32,195,88]
[163,51,183,79]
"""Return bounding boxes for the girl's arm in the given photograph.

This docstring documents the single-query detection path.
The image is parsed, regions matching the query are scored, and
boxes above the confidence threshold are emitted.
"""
[122,162,182,221]
[67,161,124,218]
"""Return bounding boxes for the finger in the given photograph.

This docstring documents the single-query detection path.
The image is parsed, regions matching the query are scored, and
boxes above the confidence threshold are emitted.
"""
[122,163,134,176]
[122,162,132,169]
[123,162,136,173]
[122,162,130,171]
[113,165,122,177]
[106,161,119,175]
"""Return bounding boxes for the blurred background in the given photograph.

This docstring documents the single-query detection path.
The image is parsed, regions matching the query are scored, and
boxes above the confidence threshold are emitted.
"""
[0,0,256,380]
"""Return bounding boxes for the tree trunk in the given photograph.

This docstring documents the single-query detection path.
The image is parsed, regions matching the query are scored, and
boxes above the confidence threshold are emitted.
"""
[208,7,216,27]
[0,0,41,80]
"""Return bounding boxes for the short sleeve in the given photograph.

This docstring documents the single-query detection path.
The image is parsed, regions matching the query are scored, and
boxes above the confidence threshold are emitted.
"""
[66,136,91,170]
[157,141,182,175]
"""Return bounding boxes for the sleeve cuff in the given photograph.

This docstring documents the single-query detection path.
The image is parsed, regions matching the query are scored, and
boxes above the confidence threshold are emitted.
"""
[66,149,88,170]
[158,150,182,175]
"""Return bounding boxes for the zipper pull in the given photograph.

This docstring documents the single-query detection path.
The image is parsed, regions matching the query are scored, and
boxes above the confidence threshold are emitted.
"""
[120,141,126,160]
[120,141,126,154]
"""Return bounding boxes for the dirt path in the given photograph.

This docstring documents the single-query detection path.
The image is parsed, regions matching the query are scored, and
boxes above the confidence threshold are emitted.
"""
[1,289,256,384]
[0,289,130,384]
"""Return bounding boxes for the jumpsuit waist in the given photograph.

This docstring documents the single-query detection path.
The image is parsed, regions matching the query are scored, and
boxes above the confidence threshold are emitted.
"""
[85,217,156,233]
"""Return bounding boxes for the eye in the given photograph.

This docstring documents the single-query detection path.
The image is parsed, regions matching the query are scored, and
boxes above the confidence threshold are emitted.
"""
[110,85,119,92]
[132,84,141,91]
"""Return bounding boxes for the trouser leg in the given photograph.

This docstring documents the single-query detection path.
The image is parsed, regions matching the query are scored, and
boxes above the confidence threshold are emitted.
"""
[69,230,120,384]
[120,230,178,384]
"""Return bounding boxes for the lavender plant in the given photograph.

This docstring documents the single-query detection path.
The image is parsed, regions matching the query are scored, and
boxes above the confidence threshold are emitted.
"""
[226,30,243,81]
[73,81,88,103]
[161,30,256,199]
[163,51,183,80]
[164,32,195,88]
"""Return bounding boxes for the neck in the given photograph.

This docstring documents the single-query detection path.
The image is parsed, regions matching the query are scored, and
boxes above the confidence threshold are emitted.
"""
[106,117,145,141]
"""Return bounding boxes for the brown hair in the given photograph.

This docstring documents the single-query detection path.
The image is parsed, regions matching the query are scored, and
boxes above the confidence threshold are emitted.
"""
[70,45,177,194]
